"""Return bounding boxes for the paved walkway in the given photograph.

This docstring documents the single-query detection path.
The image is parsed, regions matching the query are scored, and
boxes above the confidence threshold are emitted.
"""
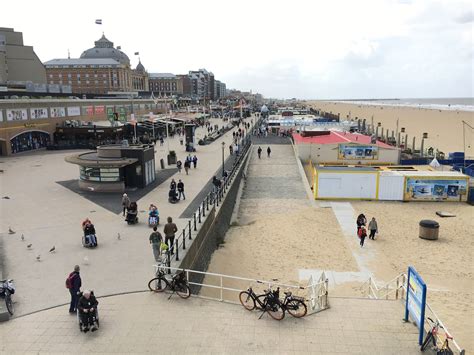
[0,293,422,354]
[0,116,255,316]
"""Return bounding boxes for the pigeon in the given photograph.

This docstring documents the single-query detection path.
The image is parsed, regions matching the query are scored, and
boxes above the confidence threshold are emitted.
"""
[49,246,55,253]
[117,233,121,240]
[21,234,25,241]
[8,227,15,234]
[83,256,89,265]
[27,243,32,249]
[36,255,41,261]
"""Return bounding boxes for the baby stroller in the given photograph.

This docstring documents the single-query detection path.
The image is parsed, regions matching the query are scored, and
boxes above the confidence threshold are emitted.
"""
[82,223,98,248]
[126,202,139,224]
[77,291,99,332]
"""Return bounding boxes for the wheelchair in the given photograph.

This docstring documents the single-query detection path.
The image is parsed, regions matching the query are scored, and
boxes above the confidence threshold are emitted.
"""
[77,292,99,332]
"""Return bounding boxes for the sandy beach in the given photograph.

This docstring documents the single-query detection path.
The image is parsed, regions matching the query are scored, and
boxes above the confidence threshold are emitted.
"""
[307,101,474,156]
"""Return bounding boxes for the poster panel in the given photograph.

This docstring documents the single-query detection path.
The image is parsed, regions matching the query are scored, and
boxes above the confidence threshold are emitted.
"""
[7,109,28,121]
[118,107,126,122]
[338,144,378,160]
[67,106,81,116]
[86,106,94,116]
[404,177,468,201]
[30,108,48,119]
[404,266,427,345]
[94,106,105,115]
[50,107,66,118]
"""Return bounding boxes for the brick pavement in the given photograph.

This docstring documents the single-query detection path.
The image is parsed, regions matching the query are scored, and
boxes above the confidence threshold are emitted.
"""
[0,293,422,354]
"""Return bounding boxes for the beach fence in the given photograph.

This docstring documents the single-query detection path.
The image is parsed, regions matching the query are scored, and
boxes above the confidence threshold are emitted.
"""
[152,265,330,316]
[363,274,465,354]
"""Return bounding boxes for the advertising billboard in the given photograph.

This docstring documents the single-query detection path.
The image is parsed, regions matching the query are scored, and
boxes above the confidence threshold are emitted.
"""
[94,106,105,115]
[7,109,28,121]
[30,108,49,119]
[118,107,126,122]
[67,106,81,117]
[338,144,378,160]
[405,266,427,345]
[404,177,468,202]
[50,107,66,118]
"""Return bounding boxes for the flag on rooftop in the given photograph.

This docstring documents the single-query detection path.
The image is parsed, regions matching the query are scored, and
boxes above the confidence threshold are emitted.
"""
[134,52,139,55]
[95,19,102,25]
[117,46,121,50]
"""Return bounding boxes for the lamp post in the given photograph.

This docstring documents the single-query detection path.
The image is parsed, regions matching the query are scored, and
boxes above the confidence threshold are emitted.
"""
[221,141,225,178]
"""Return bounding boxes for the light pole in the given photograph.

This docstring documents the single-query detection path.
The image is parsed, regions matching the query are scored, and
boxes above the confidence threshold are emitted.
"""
[221,141,225,178]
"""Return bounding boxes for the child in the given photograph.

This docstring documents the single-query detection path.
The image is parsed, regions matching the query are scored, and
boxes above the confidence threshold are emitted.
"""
[358,226,367,247]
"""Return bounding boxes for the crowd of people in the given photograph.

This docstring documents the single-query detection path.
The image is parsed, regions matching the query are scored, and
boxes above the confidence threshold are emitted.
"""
[356,214,378,247]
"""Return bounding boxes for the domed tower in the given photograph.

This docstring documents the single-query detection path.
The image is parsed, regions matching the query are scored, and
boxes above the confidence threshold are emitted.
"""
[80,34,130,66]
[135,60,145,73]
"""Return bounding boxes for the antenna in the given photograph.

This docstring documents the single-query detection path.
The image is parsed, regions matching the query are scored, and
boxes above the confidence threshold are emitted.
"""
[67,49,70,59]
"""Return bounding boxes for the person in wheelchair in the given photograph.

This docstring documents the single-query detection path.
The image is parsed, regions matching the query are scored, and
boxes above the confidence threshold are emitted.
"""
[78,290,99,332]
[148,204,159,226]
[82,219,97,247]
[125,201,138,224]
[168,188,179,203]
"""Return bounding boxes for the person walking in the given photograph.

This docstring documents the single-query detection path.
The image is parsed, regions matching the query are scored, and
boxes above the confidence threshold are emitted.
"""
[356,213,367,234]
[229,144,233,155]
[121,193,130,216]
[184,159,190,175]
[368,217,378,240]
[358,226,367,247]
[170,178,177,191]
[176,160,182,173]
[267,146,271,158]
[192,155,198,168]
[66,265,82,314]
[164,217,178,255]
[177,179,185,200]
[149,226,163,262]
[257,146,262,159]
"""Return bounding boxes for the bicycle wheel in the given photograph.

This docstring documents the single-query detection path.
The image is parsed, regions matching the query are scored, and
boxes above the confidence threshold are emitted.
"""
[175,282,191,299]
[420,331,434,351]
[266,301,285,321]
[286,299,307,318]
[255,294,268,311]
[5,295,14,315]
[239,291,256,311]
[148,277,167,293]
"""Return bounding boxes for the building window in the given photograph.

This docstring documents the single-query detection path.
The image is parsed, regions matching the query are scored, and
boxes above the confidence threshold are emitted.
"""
[95,80,98,84]
[94,74,98,78]
[103,80,107,84]
[86,80,90,84]
[68,80,72,84]
[85,74,89,78]
[49,74,53,78]
[102,74,106,78]
[59,80,63,84]
[79,167,120,182]
[49,80,54,84]
[77,74,81,78]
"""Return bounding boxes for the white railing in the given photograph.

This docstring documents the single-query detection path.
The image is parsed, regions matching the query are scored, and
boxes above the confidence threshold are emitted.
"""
[152,265,330,315]
[363,274,465,354]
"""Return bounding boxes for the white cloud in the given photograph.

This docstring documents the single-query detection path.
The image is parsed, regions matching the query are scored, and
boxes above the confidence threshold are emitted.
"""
[0,0,472,99]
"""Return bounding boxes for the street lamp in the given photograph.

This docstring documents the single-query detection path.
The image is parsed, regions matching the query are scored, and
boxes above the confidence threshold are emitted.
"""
[221,141,225,178]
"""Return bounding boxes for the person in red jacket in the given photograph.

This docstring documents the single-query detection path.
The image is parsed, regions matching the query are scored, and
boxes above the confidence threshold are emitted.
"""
[358,226,367,247]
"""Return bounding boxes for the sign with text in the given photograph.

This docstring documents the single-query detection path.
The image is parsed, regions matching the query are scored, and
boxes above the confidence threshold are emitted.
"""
[67,106,81,117]
[50,107,66,118]
[94,106,105,115]
[338,144,379,160]
[30,108,48,119]
[118,107,126,122]
[7,109,28,121]
[405,266,427,345]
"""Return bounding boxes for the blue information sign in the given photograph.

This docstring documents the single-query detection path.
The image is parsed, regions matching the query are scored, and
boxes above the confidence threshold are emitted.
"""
[405,266,427,345]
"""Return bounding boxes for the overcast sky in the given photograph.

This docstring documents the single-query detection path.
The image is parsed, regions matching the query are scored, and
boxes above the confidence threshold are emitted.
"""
[1,0,473,99]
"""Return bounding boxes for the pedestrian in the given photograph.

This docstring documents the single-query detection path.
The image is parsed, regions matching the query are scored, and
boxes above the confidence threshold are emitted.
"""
[257,146,262,159]
[356,213,367,234]
[358,226,367,247]
[164,217,178,255]
[192,155,198,168]
[66,265,82,314]
[229,145,233,155]
[177,179,185,200]
[160,137,164,146]
[184,159,190,175]
[149,226,163,262]
[368,217,378,240]
[179,137,184,145]
[170,178,177,191]
[176,160,182,173]
[267,147,271,157]
[121,193,130,216]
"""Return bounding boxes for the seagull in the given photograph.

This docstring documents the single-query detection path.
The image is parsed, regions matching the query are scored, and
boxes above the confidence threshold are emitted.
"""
[21,234,25,241]
[27,243,32,249]
[117,233,121,240]
[83,256,89,265]
[36,255,41,261]
[87,186,95,191]
[49,246,55,253]
[8,227,15,234]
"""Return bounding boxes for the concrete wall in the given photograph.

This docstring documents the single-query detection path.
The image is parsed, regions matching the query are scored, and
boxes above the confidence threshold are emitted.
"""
[178,152,249,292]
[296,142,400,165]
[316,171,378,199]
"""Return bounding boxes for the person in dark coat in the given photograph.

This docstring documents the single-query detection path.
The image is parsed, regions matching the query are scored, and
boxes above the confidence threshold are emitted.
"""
[267,147,271,157]
[78,290,99,332]
[67,265,82,313]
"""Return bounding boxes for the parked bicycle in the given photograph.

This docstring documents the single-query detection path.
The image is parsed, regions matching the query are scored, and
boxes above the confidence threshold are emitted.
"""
[280,290,307,318]
[239,281,285,320]
[0,279,15,315]
[421,317,454,355]
[148,269,191,299]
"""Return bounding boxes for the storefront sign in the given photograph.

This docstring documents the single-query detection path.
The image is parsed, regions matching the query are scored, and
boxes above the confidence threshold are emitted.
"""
[118,107,126,122]
[50,107,66,118]
[67,106,81,116]
[106,107,115,120]
[338,144,378,160]
[405,266,427,345]
[7,109,28,121]
[404,177,468,201]
[85,106,94,116]
[30,108,49,119]
[94,106,105,115]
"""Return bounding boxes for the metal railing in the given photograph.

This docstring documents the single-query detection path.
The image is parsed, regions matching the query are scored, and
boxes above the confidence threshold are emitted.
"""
[363,274,464,354]
[151,265,330,315]
[165,118,261,266]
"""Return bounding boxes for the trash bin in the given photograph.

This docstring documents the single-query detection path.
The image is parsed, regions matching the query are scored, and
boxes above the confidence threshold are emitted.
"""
[419,220,439,240]
[160,158,165,170]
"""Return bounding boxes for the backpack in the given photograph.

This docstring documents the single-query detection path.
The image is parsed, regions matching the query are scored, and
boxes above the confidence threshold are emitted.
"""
[65,272,76,289]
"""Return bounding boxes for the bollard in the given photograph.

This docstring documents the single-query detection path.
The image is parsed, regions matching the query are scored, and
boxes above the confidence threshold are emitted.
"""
[175,239,179,261]
[188,220,192,240]
[206,195,209,211]
[167,250,171,274]
[202,201,206,217]
[182,229,186,249]
[194,213,197,231]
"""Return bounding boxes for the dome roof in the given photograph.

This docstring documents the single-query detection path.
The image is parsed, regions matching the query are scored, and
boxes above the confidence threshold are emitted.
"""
[136,60,145,72]
[80,34,130,66]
